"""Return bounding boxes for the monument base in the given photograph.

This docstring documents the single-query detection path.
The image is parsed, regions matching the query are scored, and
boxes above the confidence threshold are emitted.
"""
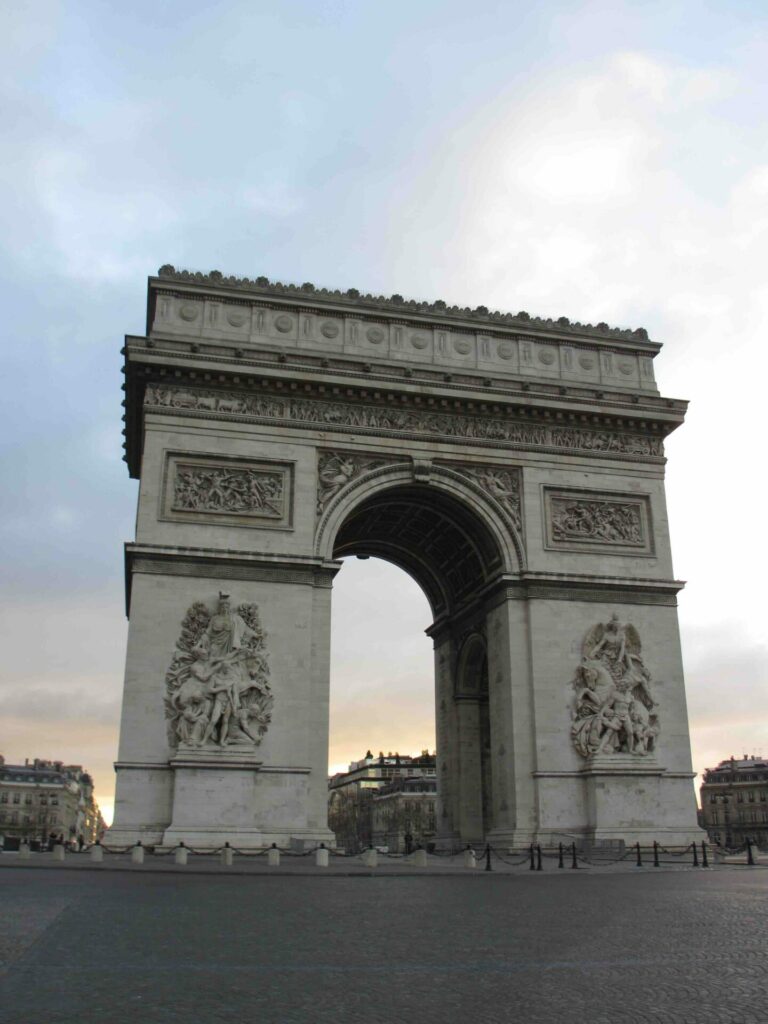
[158,745,334,850]
[580,755,703,846]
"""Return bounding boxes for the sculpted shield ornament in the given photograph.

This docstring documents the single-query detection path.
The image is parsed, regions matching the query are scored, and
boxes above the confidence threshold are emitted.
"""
[164,593,274,750]
[570,614,660,759]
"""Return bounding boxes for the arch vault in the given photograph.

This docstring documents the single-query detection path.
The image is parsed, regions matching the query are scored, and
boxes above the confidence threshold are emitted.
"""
[107,267,702,849]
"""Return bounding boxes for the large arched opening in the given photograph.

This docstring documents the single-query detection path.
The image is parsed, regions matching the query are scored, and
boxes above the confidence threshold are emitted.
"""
[324,474,517,847]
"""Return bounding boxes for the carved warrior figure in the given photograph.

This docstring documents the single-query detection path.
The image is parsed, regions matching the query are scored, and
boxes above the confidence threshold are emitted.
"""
[164,594,273,749]
[173,465,284,517]
[570,614,659,758]
[551,497,643,546]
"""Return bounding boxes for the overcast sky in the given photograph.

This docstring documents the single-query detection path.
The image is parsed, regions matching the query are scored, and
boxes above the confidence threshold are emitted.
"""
[2,1,767,823]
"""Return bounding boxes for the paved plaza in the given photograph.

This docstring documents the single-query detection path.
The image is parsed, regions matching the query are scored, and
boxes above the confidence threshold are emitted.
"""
[1,860,766,1024]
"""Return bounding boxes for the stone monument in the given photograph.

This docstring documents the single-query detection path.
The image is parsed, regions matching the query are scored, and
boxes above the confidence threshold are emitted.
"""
[105,266,702,849]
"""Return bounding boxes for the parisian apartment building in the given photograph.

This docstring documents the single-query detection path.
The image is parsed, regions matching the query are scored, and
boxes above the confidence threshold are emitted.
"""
[328,750,437,853]
[699,755,768,849]
[0,756,106,849]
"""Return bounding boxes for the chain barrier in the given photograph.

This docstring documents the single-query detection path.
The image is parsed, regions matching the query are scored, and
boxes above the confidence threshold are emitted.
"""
[22,837,741,869]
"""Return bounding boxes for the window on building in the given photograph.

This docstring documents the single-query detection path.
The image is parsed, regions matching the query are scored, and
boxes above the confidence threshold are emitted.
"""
[51,797,59,806]
[749,791,755,802]
[709,795,716,804]
[10,812,18,824]
[23,815,31,824]
[24,795,32,805]
[761,792,767,802]
[12,794,20,804]
[0,793,6,803]
[40,795,47,805]
[711,812,718,824]
[737,792,744,803]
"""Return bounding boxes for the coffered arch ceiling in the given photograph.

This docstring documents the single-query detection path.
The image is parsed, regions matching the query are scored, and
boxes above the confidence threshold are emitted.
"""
[332,485,504,620]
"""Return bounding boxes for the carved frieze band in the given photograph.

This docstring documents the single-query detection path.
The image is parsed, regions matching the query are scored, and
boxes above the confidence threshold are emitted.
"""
[543,488,653,555]
[161,453,293,530]
[145,384,664,461]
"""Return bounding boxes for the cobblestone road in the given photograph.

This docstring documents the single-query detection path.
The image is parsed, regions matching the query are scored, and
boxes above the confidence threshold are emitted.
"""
[1,865,765,1024]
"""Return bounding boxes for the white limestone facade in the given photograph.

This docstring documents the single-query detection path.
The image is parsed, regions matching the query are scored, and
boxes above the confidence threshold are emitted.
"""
[105,267,701,849]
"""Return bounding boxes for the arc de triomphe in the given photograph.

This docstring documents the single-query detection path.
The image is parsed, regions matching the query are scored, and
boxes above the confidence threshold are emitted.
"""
[106,266,701,849]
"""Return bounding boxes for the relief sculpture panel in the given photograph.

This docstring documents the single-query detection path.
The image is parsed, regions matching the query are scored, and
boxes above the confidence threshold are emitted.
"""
[162,453,293,530]
[165,593,274,751]
[570,615,660,759]
[543,488,653,555]
[144,384,664,461]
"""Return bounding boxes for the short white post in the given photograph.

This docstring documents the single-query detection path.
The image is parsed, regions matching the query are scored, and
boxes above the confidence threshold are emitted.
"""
[463,848,477,869]
[410,848,427,867]
[174,843,188,866]
[267,844,281,867]
[221,843,234,866]
[52,843,65,862]
[361,847,378,868]
[131,843,145,865]
[90,843,104,863]
[19,841,31,860]
[315,844,329,867]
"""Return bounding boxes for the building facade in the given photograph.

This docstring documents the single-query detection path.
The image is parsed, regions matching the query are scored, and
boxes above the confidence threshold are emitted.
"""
[328,751,436,852]
[700,756,768,849]
[0,757,106,849]
[371,776,437,852]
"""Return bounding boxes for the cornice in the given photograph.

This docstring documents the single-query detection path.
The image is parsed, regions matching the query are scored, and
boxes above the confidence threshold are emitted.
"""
[152,265,657,349]
[124,543,340,614]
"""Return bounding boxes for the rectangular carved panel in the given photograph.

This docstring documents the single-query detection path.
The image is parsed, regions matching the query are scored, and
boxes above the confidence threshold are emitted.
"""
[543,487,653,555]
[161,453,293,530]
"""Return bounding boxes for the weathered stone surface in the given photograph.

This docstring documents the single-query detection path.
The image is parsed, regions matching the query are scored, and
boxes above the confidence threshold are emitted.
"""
[106,270,700,850]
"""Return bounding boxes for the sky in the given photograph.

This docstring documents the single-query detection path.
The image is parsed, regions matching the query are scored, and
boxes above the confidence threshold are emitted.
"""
[1,0,767,824]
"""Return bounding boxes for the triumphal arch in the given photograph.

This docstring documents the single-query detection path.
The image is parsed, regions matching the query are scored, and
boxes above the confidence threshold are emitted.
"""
[107,266,701,849]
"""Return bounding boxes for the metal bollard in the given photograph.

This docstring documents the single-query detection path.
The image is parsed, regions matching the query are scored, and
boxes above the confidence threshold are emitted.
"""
[19,841,31,861]
[558,842,564,869]
[692,842,699,867]
[361,847,378,868]
[536,844,543,871]
[52,843,65,862]
[701,841,709,868]
[90,843,103,863]
[571,842,578,869]
[747,838,755,866]
[653,841,660,867]
[410,848,427,867]
[484,844,492,872]
[175,842,188,866]
[636,842,642,867]
[221,842,234,867]
[529,843,535,871]
[267,843,280,867]
[463,846,477,869]
[131,842,145,865]
[315,843,329,868]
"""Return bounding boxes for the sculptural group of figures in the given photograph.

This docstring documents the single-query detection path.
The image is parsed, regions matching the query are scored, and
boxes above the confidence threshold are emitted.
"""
[571,615,660,758]
[173,466,284,517]
[165,594,274,749]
